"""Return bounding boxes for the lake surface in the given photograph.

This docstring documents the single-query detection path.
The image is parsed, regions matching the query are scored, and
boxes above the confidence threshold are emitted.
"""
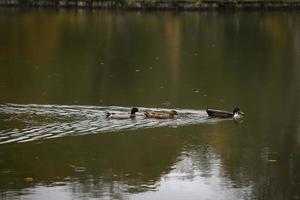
[1,8,300,200]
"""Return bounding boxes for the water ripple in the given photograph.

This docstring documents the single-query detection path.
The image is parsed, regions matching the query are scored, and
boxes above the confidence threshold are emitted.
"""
[0,104,223,144]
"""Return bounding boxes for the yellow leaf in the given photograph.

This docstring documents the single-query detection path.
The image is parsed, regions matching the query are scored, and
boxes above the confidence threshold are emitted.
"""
[24,177,34,182]
[268,159,277,163]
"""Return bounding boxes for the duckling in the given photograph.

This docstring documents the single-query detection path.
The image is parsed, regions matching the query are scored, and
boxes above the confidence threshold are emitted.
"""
[144,110,178,119]
[105,107,139,119]
[206,107,244,119]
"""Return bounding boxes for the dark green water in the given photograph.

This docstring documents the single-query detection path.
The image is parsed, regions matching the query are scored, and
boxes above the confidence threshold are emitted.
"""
[1,8,300,200]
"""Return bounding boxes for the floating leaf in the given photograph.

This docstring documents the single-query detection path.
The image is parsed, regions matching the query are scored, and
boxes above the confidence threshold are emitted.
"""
[24,177,34,182]
[268,159,277,163]
[137,172,143,176]
[68,164,76,168]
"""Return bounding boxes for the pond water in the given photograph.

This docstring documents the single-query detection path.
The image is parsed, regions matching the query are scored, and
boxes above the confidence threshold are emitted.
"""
[1,8,300,200]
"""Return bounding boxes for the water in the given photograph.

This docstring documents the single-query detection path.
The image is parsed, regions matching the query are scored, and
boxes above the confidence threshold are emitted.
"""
[0,103,215,144]
[1,8,300,200]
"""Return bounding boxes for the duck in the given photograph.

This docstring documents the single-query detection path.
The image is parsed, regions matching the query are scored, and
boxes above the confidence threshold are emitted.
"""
[144,110,178,119]
[105,107,139,119]
[206,107,244,119]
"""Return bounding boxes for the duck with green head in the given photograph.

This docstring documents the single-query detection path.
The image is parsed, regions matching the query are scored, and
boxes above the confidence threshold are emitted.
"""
[105,107,139,119]
[206,107,244,119]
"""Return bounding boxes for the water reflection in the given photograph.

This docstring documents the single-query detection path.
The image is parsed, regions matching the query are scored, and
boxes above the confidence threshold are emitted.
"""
[0,123,254,200]
[1,108,300,199]
[1,11,299,108]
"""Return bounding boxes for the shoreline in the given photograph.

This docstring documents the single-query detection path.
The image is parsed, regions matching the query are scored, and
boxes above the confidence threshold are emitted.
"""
[1,0,300,10]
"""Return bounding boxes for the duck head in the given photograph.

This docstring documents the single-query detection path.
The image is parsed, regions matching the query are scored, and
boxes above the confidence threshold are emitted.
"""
[170,110,178,116]
[232,107,244,116]
[232,107,240,114]
[131,107,139,114]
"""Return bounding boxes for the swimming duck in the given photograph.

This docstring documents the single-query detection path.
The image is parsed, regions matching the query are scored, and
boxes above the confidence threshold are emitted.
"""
[206,107,244,119]
[144,110,178,119]
[105,107,139,119]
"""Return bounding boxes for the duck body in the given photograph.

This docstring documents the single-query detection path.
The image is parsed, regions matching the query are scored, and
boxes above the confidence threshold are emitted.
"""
[105,107,139,119]
[206,109,234,118]
[144,110,178,119]
[206,107,243,119]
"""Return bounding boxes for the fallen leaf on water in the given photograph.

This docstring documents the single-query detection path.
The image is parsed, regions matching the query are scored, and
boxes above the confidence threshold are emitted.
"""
[74,167,86,172]
[36,141,43,144]
[24,177,34,182]
[68,164,76,168]
[268,160,277,163]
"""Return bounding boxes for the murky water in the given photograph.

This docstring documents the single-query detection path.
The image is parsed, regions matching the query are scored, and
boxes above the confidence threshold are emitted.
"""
[1,8,300,200]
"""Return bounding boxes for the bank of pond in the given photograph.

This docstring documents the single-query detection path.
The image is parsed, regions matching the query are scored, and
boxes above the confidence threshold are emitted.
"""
[1,0,300,10]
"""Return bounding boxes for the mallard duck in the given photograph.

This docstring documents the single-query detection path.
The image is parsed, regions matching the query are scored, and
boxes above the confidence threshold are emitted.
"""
[206,107,244,119]
[105,107,139,119]
[144,110,178,119]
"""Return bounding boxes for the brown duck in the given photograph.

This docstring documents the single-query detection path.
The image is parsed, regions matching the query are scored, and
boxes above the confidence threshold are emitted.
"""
[144,110,178,119]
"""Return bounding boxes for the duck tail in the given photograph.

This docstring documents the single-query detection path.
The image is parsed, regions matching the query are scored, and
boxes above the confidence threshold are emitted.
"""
[105,111,111,117]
